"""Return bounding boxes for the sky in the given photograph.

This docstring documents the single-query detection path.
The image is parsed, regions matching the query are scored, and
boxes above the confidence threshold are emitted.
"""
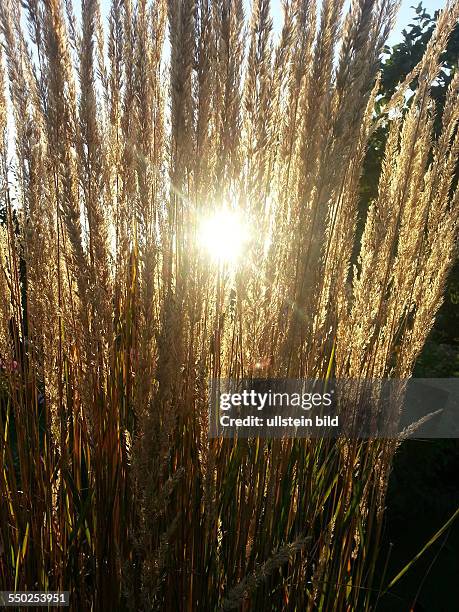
[267,0,446,46]
[96,1,448,47]
[387,0,445,44]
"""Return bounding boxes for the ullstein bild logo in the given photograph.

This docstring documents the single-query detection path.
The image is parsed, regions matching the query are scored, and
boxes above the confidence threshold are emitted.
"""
[209,379,459,439]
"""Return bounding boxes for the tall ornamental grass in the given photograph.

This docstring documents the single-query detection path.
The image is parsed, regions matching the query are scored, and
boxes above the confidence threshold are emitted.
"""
[0,0,458,609]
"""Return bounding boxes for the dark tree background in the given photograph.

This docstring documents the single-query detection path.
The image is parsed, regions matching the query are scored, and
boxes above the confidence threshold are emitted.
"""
[361,4,459,376]
[368,6,459,611]
[0,3,457,609]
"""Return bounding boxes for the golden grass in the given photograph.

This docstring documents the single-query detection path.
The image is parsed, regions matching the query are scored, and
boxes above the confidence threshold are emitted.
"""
[0,0,458,609]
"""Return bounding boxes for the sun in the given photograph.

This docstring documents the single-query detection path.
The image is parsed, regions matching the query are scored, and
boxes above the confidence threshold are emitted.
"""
[198,208,249,266]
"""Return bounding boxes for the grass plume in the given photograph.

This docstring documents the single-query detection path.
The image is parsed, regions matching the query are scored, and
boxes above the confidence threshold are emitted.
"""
[0,0,458,609]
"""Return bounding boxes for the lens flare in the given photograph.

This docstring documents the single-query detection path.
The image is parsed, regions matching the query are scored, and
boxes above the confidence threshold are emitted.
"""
[198,208,249,265]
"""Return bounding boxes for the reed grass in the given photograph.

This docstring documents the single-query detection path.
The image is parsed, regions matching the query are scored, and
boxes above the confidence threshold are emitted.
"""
[0,0,458,609]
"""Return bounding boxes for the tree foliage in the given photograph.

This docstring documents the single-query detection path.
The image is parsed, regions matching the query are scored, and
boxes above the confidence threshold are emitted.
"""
[361,3,459,355]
